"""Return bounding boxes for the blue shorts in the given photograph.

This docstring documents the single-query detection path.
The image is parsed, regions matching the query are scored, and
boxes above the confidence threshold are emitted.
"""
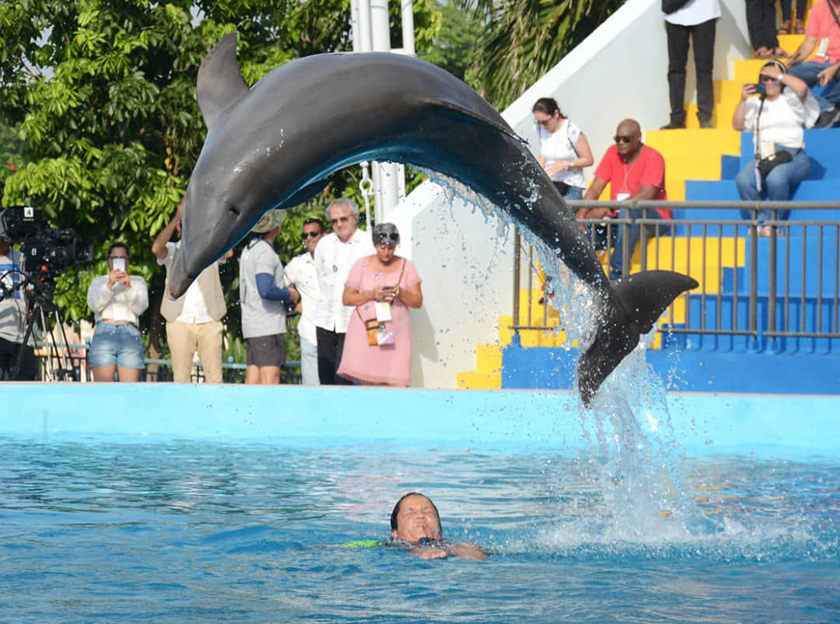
[89,322,146,369]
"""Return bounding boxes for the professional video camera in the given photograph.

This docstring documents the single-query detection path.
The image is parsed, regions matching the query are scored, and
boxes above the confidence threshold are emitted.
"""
[0,206,93,279]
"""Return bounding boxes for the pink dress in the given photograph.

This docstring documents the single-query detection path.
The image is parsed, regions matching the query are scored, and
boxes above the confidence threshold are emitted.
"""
[337,256,421,386]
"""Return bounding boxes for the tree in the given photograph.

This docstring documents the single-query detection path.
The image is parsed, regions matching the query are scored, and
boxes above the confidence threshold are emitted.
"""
[467,0,626,109]
[0,0,440,375]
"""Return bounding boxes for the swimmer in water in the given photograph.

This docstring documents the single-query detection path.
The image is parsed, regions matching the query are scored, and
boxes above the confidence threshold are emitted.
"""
[390,492,488,561]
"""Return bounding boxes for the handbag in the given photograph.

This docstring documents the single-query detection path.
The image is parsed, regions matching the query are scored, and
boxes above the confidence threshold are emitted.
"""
[757,150,794,177]
[662,0,690,14]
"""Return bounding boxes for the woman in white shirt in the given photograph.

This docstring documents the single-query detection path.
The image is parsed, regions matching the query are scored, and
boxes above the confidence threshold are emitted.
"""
[732,60,818,235]
[86,243,149,382]
[532,97,594,201]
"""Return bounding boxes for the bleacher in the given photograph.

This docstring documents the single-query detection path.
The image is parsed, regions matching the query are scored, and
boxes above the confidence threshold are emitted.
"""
[457,20,840,395]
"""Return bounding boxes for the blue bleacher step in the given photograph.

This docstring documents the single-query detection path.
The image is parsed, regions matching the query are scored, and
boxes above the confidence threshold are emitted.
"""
[682,180,840,221]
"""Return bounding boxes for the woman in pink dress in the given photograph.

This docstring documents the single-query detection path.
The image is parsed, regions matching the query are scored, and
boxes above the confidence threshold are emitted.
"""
[338,223,423,386]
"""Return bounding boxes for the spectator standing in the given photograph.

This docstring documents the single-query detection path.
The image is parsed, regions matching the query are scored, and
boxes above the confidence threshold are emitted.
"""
[746,0,786,59]
[284,219,326,386]
[532,97,594,199]
[0,235,38,380]
[313,198,374,385]
[733,60,818,234]
[662,0,721,129]
[577,120,671,281]
[338,224,423,387]
[86,243,149,382]
[786,0,840,127]
[239,210,299,385]
[779,0,808,35]
[152,201,231,384]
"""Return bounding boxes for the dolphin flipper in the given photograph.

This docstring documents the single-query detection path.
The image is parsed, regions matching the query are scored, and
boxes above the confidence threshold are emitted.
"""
[578,270,699,405]
[197,33,249,128]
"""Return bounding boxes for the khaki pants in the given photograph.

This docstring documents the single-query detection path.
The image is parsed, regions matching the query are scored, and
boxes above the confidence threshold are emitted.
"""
[166,320,223,383]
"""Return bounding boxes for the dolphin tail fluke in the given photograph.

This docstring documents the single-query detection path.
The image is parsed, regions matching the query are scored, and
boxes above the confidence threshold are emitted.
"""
[578,270,699,405]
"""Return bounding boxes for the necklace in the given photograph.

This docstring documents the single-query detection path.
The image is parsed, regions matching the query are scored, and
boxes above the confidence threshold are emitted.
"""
[621,150,641,193]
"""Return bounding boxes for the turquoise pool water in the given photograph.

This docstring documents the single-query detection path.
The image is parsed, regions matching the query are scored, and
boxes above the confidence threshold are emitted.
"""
[2,437,837,622]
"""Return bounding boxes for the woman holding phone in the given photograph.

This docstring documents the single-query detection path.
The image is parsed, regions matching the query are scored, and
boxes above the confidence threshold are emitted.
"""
[337,223,422,386]
[86,242,149,382]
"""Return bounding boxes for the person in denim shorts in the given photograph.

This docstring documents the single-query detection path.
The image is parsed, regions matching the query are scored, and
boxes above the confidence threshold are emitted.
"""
[86,243,149,382]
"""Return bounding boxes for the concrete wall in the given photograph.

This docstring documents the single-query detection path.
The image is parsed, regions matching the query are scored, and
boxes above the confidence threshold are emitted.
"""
[390,0,753,389]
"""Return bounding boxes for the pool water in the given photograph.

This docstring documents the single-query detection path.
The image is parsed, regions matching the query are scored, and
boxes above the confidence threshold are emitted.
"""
[1,439,837,623]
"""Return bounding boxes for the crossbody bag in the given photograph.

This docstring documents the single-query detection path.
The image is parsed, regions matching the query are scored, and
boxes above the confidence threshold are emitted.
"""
[358,259,406,347]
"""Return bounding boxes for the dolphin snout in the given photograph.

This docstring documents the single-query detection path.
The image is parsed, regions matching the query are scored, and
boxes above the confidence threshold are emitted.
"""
[168,246,196,298]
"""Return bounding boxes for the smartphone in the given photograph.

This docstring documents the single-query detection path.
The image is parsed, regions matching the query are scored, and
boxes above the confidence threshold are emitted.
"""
[752,83,766,96]
[112,258,126,272]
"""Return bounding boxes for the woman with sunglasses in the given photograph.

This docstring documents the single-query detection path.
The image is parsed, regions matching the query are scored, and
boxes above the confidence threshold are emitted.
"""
[733,60,818,235]
[532,98,594,201]
[337,223,423,386]
[86,242,149,382]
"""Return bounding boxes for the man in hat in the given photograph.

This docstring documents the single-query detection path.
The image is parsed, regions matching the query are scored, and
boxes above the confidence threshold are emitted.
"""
[152,200,232,383]
[239,209,299,385]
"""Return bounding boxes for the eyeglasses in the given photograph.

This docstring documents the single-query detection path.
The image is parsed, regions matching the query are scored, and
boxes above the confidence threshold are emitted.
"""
[536,117,554,127]
[614,134,637,144]
[301,231,322,240]
[330,216,352,225]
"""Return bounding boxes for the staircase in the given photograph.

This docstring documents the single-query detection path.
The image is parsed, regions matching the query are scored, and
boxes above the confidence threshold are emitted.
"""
[458,23,840,393]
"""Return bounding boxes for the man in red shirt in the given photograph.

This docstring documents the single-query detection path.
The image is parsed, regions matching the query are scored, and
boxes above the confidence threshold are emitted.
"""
[577,119,670,280]
[786,0,840,126]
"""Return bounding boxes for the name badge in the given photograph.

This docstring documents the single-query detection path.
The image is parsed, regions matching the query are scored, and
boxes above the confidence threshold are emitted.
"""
[617,193,630,201]
[817,37,830,59]
[375,301,392,322]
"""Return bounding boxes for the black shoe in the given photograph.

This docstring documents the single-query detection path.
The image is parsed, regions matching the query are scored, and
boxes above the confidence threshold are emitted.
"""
[814,107,840,128]
[660,121,686,130]
[699,119,713,129]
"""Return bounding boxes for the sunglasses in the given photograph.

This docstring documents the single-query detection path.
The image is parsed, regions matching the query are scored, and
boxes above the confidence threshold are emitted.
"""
[330,216,351,225]
[614,134,637,144]
[301,231,322,240]
[375,233,399,243]
[759,75,779,83]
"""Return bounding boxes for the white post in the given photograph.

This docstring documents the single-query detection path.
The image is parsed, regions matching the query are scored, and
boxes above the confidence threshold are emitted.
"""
[350,0,362,53]
[401,0,415,56]
[357,0,373,52]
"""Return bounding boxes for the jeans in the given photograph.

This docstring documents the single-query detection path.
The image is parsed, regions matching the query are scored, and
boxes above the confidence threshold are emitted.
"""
[89,322,145,369]
[609,210,669,280]
[736,149,810,223]
[787,61,840,111]
[780,0,807,22]
[745,0,778,51]
[300,335,320,386]
[665,18,716,124]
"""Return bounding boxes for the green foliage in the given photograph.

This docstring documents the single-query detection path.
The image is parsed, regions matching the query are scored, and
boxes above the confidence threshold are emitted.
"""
[467,0,626,109]
[417,0,480,84]
[0,0,439,365]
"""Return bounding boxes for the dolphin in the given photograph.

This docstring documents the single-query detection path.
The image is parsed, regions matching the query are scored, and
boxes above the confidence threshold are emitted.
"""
[170,33,698,403]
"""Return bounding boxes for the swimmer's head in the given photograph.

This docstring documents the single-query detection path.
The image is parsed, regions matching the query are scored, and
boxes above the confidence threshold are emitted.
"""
[390,492,442,543]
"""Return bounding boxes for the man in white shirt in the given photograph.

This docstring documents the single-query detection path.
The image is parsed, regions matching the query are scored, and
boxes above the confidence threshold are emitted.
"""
[313,198,374,385]
[661,0,721,129]
[152,201,231,384]
[0,234,38,380]
[284,218,326,385]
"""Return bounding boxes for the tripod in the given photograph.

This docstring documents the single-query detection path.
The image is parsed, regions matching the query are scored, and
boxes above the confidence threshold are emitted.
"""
[7,272,80,382]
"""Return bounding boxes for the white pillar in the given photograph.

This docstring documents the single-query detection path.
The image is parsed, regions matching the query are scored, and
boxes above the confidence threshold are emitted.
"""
[357,0,373,52]
[401,0,415,56]
[350,0,362,53]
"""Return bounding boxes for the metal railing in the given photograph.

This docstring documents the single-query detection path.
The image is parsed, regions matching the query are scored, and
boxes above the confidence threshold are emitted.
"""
[511,200,840,345]
[31,341,300,383]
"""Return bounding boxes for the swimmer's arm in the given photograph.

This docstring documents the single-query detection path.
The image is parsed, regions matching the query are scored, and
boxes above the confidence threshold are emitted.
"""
[410,547,448,559]
[445,542,488,561]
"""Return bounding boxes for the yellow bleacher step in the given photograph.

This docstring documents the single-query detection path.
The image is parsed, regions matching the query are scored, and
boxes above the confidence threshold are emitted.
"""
[456,370,501,390]
[475,344,502,374]
[647,128,741,154]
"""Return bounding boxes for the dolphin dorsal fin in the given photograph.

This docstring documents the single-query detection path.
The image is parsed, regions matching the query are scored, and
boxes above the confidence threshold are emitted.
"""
[197,33,249,129]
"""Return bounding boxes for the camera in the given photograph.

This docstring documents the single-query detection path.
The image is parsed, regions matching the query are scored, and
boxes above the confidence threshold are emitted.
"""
[0,207,93,278]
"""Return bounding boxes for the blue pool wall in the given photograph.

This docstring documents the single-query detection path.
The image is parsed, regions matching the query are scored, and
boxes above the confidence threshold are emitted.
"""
[2,384,838,458]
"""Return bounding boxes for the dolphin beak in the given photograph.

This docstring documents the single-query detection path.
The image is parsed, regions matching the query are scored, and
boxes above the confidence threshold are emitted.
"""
[168,246,196,298]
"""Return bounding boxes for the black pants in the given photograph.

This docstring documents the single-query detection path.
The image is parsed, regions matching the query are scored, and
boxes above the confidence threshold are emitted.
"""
[316,326,352,385]
[0,336,39,381]
[780,0,807,22]
[666,18,717,125]
[746,0,779,51]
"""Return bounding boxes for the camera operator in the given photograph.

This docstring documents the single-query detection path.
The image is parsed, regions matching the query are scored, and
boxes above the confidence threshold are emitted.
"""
[0,233,38,380]
[86,243,149,382]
